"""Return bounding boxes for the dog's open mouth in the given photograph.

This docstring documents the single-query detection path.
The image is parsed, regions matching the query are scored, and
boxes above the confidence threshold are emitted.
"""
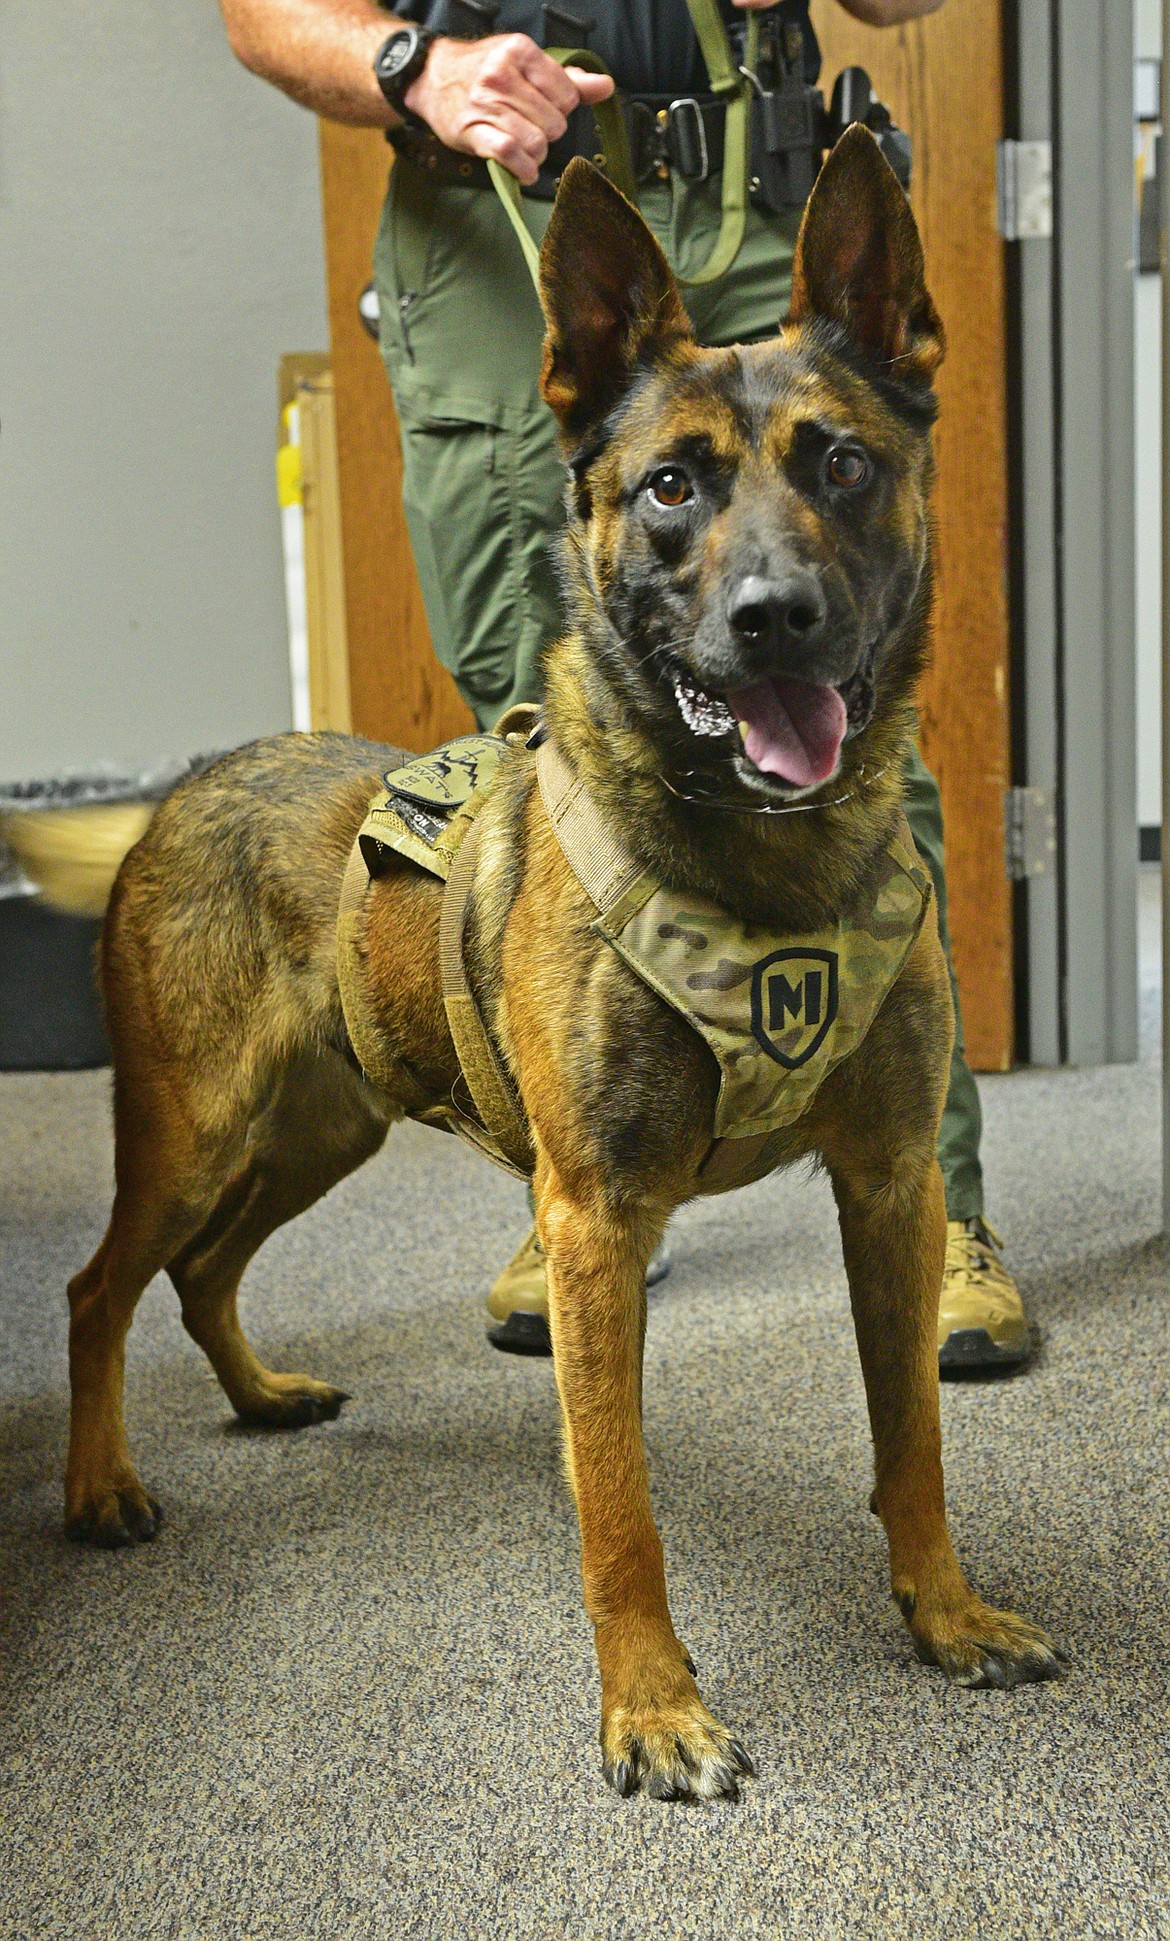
[671,666,861,791]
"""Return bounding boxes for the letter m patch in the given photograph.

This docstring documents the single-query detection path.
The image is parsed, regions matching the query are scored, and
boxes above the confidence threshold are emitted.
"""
[750,949,839,1069]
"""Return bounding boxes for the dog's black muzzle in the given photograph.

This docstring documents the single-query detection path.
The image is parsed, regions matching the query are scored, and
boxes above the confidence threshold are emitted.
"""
[726,571,827,660]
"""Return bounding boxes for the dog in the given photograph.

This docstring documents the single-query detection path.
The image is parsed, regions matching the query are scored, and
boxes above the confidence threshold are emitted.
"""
[65,128,1062,1802]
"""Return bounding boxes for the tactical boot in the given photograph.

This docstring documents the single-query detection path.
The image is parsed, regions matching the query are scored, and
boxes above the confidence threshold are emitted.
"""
[938,1218,1032,1372]
[487,1224,672,1356]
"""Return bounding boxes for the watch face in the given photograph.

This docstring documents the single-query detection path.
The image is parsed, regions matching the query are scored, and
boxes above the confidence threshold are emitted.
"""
[378,29,418,83]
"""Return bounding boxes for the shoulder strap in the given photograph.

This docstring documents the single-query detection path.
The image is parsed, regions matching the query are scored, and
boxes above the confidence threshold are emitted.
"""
[535,738,656,926]
[887,810,933,893]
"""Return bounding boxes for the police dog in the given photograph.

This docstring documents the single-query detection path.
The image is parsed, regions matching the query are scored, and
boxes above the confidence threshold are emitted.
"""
[66,129,1062,1801]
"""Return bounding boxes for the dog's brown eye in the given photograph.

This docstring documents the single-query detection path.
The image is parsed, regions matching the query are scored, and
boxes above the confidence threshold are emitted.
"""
[827,447,869,489]
[648,467,692,508]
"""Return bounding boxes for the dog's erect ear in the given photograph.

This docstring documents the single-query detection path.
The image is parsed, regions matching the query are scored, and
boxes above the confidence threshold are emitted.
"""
[787,124,944,386]
[538,158,693,443]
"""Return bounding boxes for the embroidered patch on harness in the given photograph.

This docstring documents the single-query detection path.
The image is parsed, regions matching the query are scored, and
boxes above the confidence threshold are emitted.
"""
[385,736,504,813]
[749,949,839,1069]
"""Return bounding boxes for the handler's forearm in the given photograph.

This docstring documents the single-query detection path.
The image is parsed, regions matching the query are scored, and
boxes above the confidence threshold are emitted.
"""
[220,0,395,125]
[834,0,945,23]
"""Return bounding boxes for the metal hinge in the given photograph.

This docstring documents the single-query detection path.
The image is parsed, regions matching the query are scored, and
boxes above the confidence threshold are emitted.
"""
[996,140,1053,240]
[1005,786,1057,880]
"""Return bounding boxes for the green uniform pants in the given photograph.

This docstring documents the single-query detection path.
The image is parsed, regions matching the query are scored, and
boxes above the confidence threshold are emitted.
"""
[374,162,984,1221]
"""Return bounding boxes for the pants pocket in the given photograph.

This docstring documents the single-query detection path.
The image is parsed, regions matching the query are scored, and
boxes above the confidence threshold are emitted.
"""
[373,164,438,369]
[396,405,521,715]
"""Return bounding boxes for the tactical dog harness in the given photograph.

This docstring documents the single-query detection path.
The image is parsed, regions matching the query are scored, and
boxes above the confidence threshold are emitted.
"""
[335,727,932,1194]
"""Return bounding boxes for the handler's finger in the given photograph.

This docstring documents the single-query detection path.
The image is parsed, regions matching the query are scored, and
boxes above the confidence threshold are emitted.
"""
[563,66,616,105]
[470,117,544,186]
[474,69,570,143]
[512,39,589,116]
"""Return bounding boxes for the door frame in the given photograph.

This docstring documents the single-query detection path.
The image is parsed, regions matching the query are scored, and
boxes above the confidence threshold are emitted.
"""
[1011,0,1138,1065]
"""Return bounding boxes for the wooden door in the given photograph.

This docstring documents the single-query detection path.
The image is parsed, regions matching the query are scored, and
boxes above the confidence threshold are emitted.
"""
[319,0,1013,1067]
[318,123,474,751]
[811,0,1013,1070]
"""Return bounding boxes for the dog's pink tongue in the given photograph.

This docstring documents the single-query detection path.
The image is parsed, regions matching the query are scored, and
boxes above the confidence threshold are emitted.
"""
[727,677,848,788]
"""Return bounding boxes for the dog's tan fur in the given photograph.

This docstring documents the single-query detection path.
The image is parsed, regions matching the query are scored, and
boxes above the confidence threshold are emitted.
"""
[66,131,1060,1802]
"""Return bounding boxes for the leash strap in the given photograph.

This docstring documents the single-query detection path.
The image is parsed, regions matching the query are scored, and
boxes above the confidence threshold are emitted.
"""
[677,2,758,286]
[488,45,636,285]
[488,0,757,290]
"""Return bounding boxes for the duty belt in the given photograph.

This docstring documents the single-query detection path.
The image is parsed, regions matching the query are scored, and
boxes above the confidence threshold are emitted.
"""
[389,2,909,312]
[390,90,728,201]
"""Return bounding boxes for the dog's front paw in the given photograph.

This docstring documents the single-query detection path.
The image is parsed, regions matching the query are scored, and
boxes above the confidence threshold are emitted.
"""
[907,1594,1066,1690]
[66,1476,163,1549]
[601,1698,755,1803]
[234,1375,350,1429]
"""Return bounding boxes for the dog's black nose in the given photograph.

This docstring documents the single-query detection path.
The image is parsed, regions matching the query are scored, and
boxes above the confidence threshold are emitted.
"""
[727,573,826,653]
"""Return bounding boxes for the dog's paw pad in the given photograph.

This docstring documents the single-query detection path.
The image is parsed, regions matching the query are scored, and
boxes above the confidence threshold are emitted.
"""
[66,1484,162,1549]
[236,1381,351,1430]
[601,1704,753,1804]
[915,1605,1066,1691]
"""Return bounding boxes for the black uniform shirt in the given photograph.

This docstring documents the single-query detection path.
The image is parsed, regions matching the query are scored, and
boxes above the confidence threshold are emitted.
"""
[387,0,819,96]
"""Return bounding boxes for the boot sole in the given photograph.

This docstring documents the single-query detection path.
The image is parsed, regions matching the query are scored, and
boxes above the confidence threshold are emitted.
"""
[939,1326,1032,1374]
[487,1310,552,1356]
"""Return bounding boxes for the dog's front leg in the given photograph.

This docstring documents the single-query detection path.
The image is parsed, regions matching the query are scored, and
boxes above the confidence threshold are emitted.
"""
[832,1146,1064,1688]
[536,1162,753,1803]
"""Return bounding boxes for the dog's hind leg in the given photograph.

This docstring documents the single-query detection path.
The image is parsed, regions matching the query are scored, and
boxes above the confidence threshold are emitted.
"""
[168,1049,391,1427]
[831,1146,1064,1689]
[66,1086,223,1547]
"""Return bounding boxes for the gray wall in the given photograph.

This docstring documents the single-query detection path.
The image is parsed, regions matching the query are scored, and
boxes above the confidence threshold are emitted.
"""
[0,2,328,782]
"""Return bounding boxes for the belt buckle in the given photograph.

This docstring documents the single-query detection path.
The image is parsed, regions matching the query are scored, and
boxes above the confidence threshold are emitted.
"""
[625,100,662,185]
[669,96,709,182]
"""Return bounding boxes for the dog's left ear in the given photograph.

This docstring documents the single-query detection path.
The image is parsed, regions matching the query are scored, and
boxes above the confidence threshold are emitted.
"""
[788,124,944,386]
[538,157,693,445]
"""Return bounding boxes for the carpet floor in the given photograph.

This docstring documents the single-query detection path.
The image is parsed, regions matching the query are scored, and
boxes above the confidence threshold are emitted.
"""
[0,870,1165,1940]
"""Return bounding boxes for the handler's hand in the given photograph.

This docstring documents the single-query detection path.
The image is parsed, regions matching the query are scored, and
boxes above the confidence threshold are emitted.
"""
[405,34,614,187]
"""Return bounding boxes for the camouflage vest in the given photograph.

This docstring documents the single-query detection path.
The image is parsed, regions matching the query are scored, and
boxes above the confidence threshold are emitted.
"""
[336,728,932,1194]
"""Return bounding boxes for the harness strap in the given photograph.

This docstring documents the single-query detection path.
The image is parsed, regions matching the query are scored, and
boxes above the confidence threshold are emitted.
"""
[336,833,382,1082]
[534,736,633,910]
[693,1128,776,1193]
[335,749,411,1086]
[337,793,533,1180]
[438,812,535,1176]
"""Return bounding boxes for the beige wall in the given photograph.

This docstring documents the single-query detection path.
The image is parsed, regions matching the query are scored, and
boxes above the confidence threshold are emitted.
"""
[0,2,328,782]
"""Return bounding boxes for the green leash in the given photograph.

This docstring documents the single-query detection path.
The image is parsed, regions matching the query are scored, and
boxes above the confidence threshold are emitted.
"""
[487,0,759,292]
[487,46,636,286]
[680,3,759,285]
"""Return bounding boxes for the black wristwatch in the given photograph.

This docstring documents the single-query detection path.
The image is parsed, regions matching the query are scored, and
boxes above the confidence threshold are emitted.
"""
[373,22,436,119]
